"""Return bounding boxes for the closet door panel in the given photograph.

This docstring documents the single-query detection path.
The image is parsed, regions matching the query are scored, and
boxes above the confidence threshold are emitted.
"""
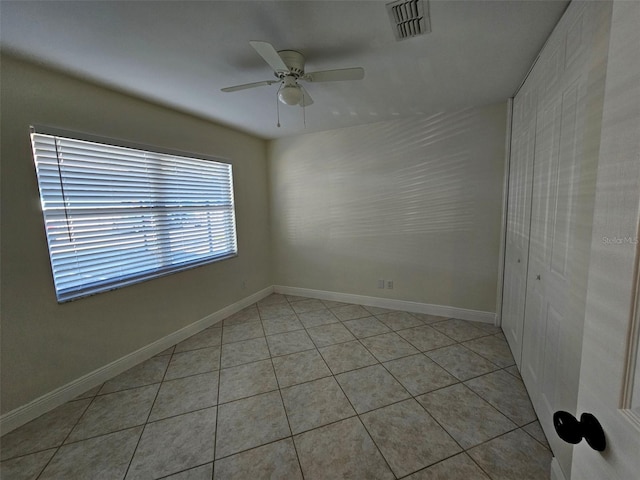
[501,88,536,368]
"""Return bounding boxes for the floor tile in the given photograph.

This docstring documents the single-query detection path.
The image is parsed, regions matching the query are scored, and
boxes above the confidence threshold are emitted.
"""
[0,399,90,461]
[149,372,218,422]
[431,319,488,342]
[213,438,302,480]
[165,346,221,380]
[261,313,304,335]
[99,355,170,394]
[321,299,350,309]
[426,344,499,381]
[376,311,424,331]
[164,463,213,479]
[294,417,394,480]
[215,391,290,459]
[281,377,356,434]
[335,364,410,413]
[383,354,457,396]
[39,427,141,480]
[467,429,552,480]
[222,320,264,344]
[330,304,371,321]
[463,335,515,367]
[74,384,102,400]
[361,399,461,478]
[266,330,315,356]
[405,453,490,479]
[291,298,326,314]
[257,293,288,306]
[464,370,536,426]
[318,340,378,374]
[272,349,332,387]
[523,420,550,449]
[284,294,309,303]
[417,383,516,449]
[258,303,295,319]
[397,325,457,352]
[505,365,522,379]
[297,309,340,328]
[126,408,216,479]
[494,331,508,341]
[224,306,260,326]
[474,322,503,335]
[306,323,356,347]
[360,332,419,362]
[66,384,158,442]
[175,326,222,353]
[155,345,175,357]
[343,316,391,338]
[220,337,269,368]
[218,359,278,404]
[410,313,450,324]
[363,305,396,315]
[0,448,55,480]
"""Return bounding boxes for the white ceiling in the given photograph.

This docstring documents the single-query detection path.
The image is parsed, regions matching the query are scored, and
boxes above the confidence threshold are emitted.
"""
[0,0,568,139]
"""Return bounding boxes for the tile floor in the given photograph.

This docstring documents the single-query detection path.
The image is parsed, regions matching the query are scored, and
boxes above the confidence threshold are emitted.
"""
[0,294,552,479]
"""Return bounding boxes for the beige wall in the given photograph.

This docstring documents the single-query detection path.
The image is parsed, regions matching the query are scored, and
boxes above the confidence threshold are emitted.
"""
[268,102,507,313]
[0,55,272,413]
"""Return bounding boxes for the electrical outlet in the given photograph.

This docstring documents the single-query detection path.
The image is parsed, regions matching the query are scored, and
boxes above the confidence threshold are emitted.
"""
[377,279,385,289]
[387,280,394,289]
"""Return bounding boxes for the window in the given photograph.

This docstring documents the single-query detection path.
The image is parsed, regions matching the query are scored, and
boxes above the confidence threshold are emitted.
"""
[30,127,238,303]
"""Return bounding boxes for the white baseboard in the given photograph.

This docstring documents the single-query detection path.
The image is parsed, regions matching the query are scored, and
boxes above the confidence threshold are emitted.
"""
[0,286,273,435]
[274,285,497,324]
[550,457,568,480]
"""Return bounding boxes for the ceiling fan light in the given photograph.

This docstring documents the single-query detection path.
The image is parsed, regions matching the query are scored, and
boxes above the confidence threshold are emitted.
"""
[278,85,303,105]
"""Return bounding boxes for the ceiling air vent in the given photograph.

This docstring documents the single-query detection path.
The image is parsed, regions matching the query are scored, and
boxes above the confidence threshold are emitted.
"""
[386,0,431,41]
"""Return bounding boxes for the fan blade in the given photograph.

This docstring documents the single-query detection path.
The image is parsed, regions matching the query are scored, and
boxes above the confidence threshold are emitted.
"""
[221,80,278,93]
[299,86,314,106]
[303,67,364,82]
[249,41,290,75]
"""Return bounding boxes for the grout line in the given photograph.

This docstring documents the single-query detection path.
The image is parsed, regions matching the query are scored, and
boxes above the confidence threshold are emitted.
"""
[260,301,307,479]
[10,294,544,480]
[31,394,96,480]
[211,330,223,479]
[393,451,466,479]
[151,461,212,479]
[121,346,173,479]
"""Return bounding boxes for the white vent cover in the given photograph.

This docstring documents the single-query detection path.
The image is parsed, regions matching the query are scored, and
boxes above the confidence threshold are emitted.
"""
[386,0,431,41]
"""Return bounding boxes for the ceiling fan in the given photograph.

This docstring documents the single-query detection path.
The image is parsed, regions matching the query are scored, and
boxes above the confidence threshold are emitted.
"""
[222,41,365,107]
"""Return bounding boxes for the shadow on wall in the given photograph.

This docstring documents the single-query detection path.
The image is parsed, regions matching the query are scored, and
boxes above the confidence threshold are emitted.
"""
[268,102,506,310]
[275,108,485,245]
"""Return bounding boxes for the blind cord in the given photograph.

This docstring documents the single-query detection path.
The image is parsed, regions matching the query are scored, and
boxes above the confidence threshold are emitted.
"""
[53,137,73,242]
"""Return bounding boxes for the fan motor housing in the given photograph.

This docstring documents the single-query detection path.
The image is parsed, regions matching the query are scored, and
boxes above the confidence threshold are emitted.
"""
[276,50,305,77]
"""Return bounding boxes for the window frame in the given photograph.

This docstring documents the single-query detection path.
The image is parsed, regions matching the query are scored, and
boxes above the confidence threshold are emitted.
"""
[30,125,239,303]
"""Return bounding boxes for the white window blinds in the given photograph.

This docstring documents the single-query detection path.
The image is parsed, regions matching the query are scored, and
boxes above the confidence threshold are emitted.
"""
[30,128,238,302]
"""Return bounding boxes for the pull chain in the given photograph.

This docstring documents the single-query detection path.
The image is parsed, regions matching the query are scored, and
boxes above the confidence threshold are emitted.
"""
[276,84,282,128]
[302,92,306,128]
